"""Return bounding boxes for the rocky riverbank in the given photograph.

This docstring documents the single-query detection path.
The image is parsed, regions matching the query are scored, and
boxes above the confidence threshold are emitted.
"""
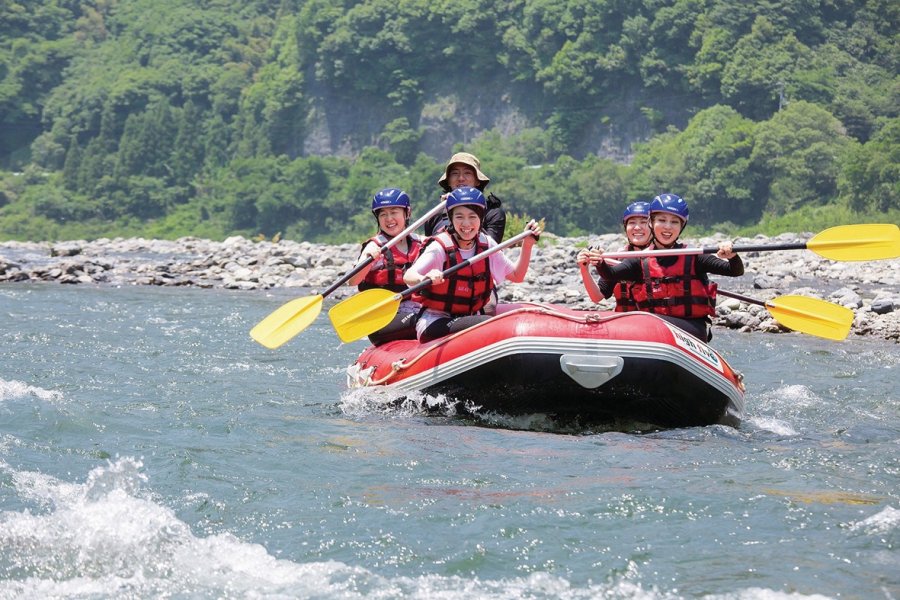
[1,232,898,341]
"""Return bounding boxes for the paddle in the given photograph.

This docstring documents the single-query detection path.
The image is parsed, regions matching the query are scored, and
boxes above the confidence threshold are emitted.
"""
[600,257,854,341]
[249,200,447,349]
[599,223,900,262]
[328,229,537,343]
[716,289,854,341]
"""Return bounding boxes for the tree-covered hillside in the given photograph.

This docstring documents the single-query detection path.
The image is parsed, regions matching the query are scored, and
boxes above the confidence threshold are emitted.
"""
[0,0,896,242]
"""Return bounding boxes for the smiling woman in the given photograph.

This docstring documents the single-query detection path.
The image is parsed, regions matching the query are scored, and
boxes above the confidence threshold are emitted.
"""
[577,200,653,306]
[338,188,425,346]
[594,193,745,342]
[249,199,448,350]
[403,186,542,343]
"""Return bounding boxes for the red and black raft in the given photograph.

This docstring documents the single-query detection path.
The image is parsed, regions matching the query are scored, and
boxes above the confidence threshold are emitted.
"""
[346,303,745,428]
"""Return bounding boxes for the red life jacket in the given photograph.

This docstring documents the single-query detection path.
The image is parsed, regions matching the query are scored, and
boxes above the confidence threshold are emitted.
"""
[612,243,644,312]
[358,233,423,293]
[630,251,717,318]
[413,232,493,315]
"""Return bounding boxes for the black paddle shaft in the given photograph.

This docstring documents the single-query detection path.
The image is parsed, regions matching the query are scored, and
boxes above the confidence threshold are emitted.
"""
[320,255,375,298]
[716,288,765,308]
[320,231,428,298]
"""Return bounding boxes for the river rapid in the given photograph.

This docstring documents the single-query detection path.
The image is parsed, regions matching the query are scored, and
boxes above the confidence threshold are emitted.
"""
[1,283,898,599]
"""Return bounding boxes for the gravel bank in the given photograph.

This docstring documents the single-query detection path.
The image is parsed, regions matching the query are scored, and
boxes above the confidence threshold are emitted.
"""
[2,232,898,341]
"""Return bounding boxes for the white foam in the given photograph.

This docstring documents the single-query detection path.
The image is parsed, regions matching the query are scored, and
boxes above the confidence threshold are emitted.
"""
[340,386,459,418]
[775,384,820,407]
[746,416,798,437]
[0,458,685,599]
[0,457,366,597]
[0,457,850,599]
[0,379,63,403]
[849,505,900,536]
[748,384,823,426]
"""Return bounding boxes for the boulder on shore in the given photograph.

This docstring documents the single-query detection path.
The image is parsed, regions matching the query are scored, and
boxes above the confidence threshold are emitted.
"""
[2,232,897,341]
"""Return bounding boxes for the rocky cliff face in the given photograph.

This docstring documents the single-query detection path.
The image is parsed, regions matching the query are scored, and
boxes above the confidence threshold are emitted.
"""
[300,80,683,164]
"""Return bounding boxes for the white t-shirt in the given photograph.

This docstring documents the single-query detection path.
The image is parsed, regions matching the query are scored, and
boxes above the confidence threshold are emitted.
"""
[407,235,517,336]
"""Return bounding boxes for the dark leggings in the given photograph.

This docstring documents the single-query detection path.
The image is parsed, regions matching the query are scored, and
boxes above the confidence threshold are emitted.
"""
[420,314,492,343]
[367,310,419,346]
[657,315,712,342]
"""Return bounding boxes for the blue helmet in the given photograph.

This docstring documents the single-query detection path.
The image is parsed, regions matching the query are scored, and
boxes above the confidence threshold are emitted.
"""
[650,193,689,223]
[446,186,486,216]
[622,201,651,224]
[371,188,411,214]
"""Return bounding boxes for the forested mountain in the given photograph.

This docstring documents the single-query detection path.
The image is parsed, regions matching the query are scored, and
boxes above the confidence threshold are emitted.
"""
[0,0,896,242]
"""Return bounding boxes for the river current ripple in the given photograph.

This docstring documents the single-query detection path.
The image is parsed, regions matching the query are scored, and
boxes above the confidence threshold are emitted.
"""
[1,284,897,599]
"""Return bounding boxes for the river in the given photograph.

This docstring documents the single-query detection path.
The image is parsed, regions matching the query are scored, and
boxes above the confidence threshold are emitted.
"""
[1,284,897,599]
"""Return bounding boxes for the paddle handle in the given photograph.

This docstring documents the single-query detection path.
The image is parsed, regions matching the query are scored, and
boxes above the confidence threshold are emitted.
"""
[318,200,448,298]
[402,230,536,299]
[716,288,766,308]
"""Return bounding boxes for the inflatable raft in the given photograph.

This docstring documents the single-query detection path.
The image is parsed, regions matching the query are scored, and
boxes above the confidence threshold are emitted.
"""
[346,303,745,428]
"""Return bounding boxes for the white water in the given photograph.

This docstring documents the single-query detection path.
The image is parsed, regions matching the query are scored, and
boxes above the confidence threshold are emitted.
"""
[1,284,897,599]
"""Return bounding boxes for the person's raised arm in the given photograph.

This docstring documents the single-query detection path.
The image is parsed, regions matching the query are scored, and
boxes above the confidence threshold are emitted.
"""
[506,220,543,283]
[698,241,744,276]
[577,247,605,303]
[594,251,644,282]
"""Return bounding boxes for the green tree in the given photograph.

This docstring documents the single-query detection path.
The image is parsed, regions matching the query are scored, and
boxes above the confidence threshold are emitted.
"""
[31,186,97,222]
[750,101,852,215]
[240,15,307,158]
[380,118,421,166]
[170,100,206,188]
[562,155,627,235]
[671,105,761,225]
[640,0,704,90]
[77,137,112,195]
[0,2,79,167]
[840,118,899,212]
[334,147,408,234]
[625,129,692,204]
[203,114,233,170]
[61,135,82,191]
[115,101,180,180]
[720,16,816,120]
[116,175,173,220]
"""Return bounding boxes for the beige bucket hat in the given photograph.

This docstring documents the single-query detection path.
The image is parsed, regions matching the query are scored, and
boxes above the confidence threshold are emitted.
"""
[437,152,490,191]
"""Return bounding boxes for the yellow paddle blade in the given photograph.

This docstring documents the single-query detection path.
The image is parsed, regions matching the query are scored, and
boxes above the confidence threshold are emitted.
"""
[808,224,900,261]
[250,295,323,349]
[765,295,854,341]
[328,288,402,343]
